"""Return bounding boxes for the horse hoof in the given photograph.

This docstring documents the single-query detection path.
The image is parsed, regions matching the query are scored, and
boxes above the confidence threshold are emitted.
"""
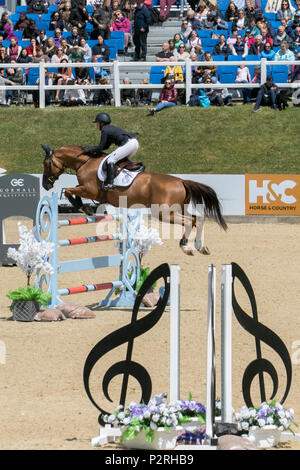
[83,205,94,216]
[199,246,210,255]
[180,245,194,256]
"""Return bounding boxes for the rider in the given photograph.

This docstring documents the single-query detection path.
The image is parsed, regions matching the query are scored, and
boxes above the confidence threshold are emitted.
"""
[82,113,139,191]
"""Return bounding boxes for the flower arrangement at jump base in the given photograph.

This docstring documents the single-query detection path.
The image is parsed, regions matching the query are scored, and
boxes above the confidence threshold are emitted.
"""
[234,399,298,448]
[102,393,206,450]
[6,223,54,321]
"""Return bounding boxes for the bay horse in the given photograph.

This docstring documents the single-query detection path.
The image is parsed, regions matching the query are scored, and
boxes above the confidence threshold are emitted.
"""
[41,145,227,255]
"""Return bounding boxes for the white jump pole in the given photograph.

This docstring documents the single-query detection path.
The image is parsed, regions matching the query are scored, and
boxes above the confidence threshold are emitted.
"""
[221,264,233,423]
[206,265,216,443]
[169,264,180,403]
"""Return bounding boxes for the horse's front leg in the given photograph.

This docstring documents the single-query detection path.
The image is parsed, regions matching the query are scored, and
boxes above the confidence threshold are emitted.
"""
[64,186,94,216]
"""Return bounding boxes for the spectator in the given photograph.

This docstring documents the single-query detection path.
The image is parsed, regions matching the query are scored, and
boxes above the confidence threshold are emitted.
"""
[90,1,112,40]
[289,51,300,81]
[26,38,39,58]
[290,25,300,53]
[224,1,239,22]
[22,18,39,40]
[274,40,295,60]
[3,24,17,43]
[37,29,48,48]
[67,26,82,47]
[186,30,202,53]
[0,46,10,63]
[248,17,260,37]
[163,56,184,82]
[253,74,278,112]
[232,9,249,30]
[168,39,176,54]
[260,41,276,59]
[148,78,178,114]
[155,41,174,62]
[201,76,233,106]
[227,29,238,48]
[7,37,22,61]
[52,45,69,63]
[276,0,295,22]
[0,67,15,105]
[186,9,201,30]
[54,28,64,47]
[260,26,274,47]
[60,79,86,106]
[32,47,50,63]
[132,0,152,61]
[121,77,136,106]
[60,37,71,56]
[159,0,177,21]
[49,11,65,31]
[78,37,92,61]
[74,58,91,86]
[27,0,47,15]
[273,25,293,47]
[69,3,89,37]
[14,12,30,32]
[17,47,31,65]
[173,43,190,61]
[244,0,262,20]
[43,37,57,58]
[59,1,73,32]
[180,19,192,40]
[213,34,233,58]
[0,12,13,33]
[173,33,184,50]
[249,34,264,54]
[134,78,152,106]
[92,34,110,62]
[198,51,218,83]
[235,63,252,103]
[112,10,132,53]
[195,1,210,21]
[68,44,84,62]
[232,33,247,56]
[92,75,114,106]
[5,65,24,106]
[200,11,228,31]
[54,58,73,102]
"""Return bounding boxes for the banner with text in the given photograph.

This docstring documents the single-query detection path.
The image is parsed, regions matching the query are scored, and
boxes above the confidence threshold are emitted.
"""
[245,174,300,215]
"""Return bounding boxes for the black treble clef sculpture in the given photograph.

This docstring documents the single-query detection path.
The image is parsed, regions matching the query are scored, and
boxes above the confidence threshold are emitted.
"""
[83,263,170,425]
[231,262,292,408]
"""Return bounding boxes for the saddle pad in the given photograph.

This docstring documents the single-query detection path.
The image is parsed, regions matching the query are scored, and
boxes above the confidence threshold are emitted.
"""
[98,155,142,188]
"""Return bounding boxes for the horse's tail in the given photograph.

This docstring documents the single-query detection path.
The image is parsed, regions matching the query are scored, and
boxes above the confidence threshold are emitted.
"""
[183,180,228,231]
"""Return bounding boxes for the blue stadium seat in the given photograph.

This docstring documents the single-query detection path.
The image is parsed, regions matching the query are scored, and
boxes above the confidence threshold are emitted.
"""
[48,5,59,14]
[245,55,260,62]
[16,5,27,12]
[14,30,23,41]
[111,31,125,51]
[267,64,289,83]
[237,30,245,37]
[19,40,31,48]
[228,55,243,61]
[2,40,10,48]
[104,40,118,59]
[218,67,238,83]
[149,66,166,84]
[212,30,228,39]
[196,30,211,39]
[27,13,39,24]
[264,12,277,21]
[27,68,39,86]
[45,30,55,37]
[9,13,19,24]
[211,55,225,62]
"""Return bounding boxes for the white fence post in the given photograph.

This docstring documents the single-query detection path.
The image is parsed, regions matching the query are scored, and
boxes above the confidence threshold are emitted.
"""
[206,264,216,442]
[39,62,45,109]
[185,59,192,104]
[221,264,233,423]
[169,264,180,403]
[113,60,121,107]
[261,57,267,84]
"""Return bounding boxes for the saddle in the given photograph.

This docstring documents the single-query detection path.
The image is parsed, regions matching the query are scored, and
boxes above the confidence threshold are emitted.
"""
[103,158,145,177]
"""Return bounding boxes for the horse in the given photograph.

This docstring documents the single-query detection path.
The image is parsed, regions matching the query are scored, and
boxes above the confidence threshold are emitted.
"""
[41,144,227,255]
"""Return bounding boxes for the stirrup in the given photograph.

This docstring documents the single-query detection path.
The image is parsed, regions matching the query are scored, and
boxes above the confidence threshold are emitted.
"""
[103,183,115,191]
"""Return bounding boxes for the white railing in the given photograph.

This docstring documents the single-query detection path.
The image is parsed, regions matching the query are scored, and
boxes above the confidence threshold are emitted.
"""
[0,58,299,108]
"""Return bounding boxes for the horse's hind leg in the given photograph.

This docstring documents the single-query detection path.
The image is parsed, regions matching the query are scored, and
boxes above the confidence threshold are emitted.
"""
[194,218,210,255]
[64,186,94,215]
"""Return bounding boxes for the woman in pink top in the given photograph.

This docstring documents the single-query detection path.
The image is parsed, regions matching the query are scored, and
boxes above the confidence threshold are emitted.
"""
[112,10,132,52]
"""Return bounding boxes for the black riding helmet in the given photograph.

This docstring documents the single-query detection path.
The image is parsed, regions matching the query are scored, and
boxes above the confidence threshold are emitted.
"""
[93,112,111,125]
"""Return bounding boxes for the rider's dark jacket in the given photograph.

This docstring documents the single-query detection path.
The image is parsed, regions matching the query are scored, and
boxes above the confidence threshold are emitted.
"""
[86,124,137,155]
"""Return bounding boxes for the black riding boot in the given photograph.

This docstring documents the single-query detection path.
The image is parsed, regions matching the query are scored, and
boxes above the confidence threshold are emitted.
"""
[103,162,115,191]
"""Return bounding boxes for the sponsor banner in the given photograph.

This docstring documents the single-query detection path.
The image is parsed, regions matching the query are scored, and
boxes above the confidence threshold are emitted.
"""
[245,174,300,215]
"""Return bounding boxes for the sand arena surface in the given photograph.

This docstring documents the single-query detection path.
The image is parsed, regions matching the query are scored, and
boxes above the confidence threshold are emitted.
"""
[0,219,300,450]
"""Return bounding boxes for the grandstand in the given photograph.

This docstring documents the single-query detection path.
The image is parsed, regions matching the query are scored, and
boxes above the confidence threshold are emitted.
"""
[0,0,299,107]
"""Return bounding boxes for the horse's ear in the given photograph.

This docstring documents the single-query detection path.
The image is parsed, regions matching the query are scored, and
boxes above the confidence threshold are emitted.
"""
[41,144,53,157]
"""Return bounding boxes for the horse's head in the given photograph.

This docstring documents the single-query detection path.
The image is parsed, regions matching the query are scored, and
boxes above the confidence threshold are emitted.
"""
[41,144,64,190]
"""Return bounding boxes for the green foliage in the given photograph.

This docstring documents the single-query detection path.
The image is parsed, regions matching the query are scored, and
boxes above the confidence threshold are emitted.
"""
[6,286,51,310]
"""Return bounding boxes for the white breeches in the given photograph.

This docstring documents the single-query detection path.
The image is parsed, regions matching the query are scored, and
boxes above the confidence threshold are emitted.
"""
[107,138,139,164]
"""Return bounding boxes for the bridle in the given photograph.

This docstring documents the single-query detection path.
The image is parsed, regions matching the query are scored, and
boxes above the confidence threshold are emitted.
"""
[44,148,89,184]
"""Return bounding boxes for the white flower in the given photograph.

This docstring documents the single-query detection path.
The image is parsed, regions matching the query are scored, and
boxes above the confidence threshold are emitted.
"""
[152,414,160,423]
[143,410,151,419]
[280,418,289,429]
[107,414,116,424]
[123,417,131,426]
[241,421,249,431]
[250,409,257,417]
[150,421,157,431]
[278,410,286,419]
[258,418,266,427]
[266,417,274,425]
[241,407,251,420]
